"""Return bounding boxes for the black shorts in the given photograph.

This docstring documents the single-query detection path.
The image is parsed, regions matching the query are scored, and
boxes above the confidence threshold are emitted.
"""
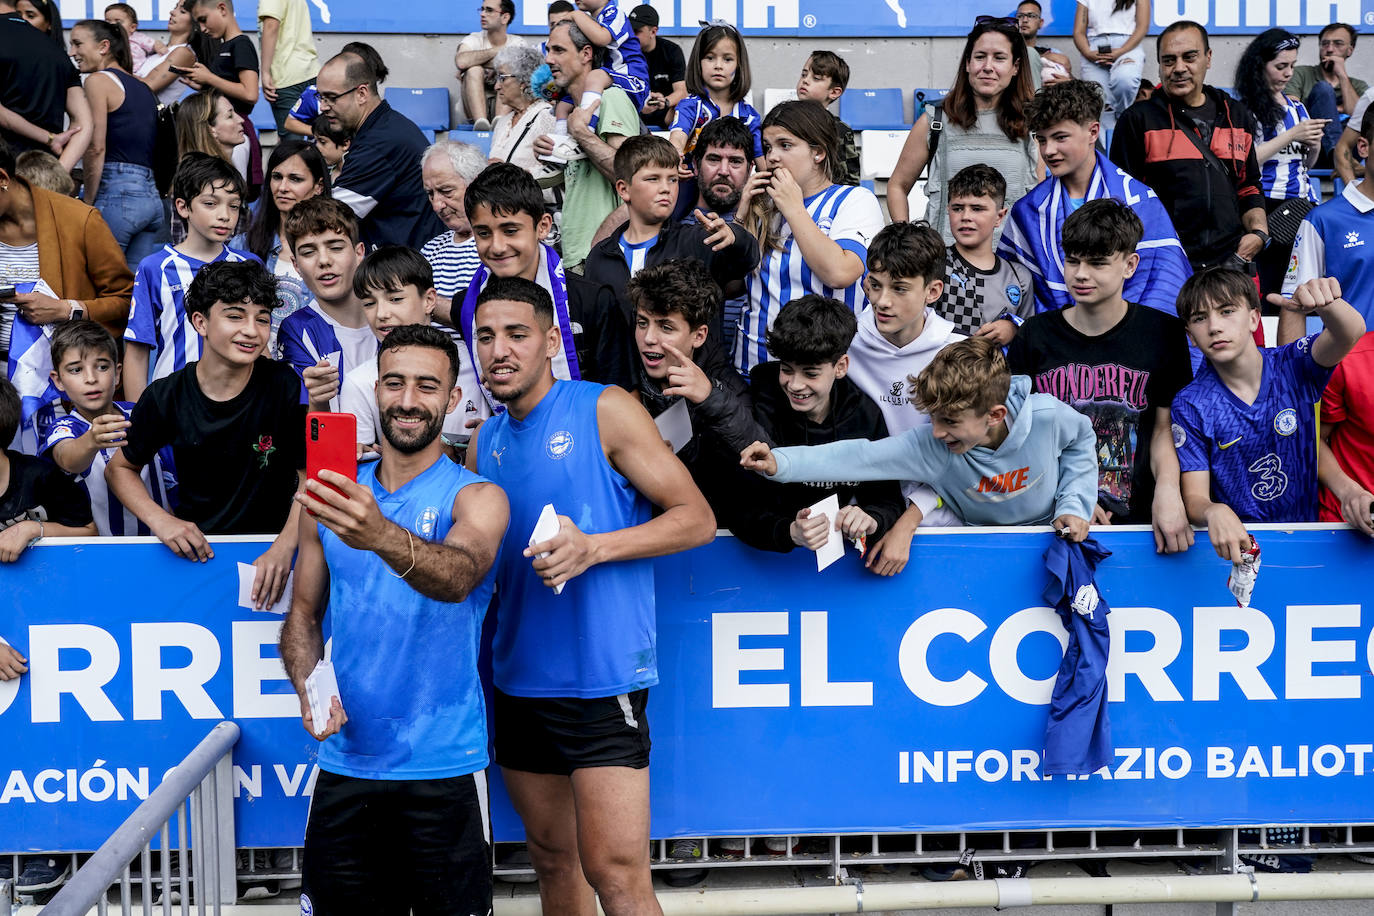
[301,770,491,916]
[494,687,651,775]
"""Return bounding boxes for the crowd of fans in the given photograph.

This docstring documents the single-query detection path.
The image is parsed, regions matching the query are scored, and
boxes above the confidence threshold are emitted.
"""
[3,0,1374,906]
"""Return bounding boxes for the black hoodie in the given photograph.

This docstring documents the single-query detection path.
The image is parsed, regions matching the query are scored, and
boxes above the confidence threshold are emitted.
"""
[724,362,905,553]
[1109,85,1264,269]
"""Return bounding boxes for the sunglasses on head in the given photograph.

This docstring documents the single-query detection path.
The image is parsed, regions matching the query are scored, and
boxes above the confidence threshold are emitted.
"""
[974,14,1018,26]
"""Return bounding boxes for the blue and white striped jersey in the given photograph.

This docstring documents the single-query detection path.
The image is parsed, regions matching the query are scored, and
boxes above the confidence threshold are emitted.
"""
[1259,97,1319,203]
[124,245,259,387]
[275,302,378,412]
[37,401,177,537]
[595,0,647,84]
[670,96,763,158]
[734,183,885,374]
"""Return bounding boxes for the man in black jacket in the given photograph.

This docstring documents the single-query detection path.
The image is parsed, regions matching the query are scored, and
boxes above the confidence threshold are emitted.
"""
[1110,20,1272,272]
[725,295,904,554]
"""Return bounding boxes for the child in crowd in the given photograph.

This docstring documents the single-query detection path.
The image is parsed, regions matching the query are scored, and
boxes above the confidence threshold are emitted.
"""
[846,220,964,572]
[312,118,351,183]
[339,246,482,451]
[1008,199,1194,552]
[936,164,1035,341]
[583,134,758,337]
[626,258,762,510]
[1171,270,1366,561]
[669,22,763,166]
[728,294,905,557]
[124,155,257,402]
[794,50,860,186]
[1318,329,1374,536]
[186,0,259,117]
[1282,107,1374,342]
[40,322,176,537]
[1000,78,1191,316]
[15,150,75,196]
[0,377,96,562]
[276,198,373,413]
[741,335,1098,542]
[104,2,163,71]
[107,260,304,610]
[549,0,649,142]
[457,162,631,391]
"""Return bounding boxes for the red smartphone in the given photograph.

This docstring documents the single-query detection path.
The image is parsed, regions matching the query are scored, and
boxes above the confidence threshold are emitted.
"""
[306,412,356,512]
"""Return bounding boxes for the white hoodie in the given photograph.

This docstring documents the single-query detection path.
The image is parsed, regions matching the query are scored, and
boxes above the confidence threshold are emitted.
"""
[846,306,965,525]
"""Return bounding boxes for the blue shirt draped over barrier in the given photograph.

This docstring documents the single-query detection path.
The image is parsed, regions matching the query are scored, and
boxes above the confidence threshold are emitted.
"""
[1041,535,1113,776]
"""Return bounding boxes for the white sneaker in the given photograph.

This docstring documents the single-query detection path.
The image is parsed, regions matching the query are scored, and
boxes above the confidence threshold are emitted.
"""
[540,133,587,164]
[715,837,746,855]
[764,836,798,854]
[472,117,492,131]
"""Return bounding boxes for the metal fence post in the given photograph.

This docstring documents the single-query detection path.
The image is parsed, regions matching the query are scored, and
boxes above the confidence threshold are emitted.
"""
[211,755,237,905]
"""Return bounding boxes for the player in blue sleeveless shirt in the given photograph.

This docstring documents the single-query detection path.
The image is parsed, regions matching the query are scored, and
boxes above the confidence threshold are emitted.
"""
[281,325,509,916]
[467,276,715,916]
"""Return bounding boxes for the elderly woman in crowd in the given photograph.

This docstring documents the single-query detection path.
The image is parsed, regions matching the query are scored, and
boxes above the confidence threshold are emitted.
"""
[488,44,562,203]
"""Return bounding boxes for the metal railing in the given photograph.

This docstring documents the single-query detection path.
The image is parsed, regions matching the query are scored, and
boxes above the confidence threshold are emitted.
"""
[38,721,240,916]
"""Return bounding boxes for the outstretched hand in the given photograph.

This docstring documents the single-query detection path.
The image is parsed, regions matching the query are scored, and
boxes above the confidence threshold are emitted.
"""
[740,441,777,476]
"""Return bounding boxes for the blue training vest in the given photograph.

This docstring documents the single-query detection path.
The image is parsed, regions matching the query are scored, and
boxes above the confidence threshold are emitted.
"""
[318,456,495,780]
[476,380,656,698]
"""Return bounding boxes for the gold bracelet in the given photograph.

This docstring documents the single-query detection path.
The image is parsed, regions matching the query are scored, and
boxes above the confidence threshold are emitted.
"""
[390,528,416,579]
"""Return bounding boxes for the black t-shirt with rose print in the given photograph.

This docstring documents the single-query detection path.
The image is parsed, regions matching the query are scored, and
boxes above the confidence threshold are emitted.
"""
[122,358,304,534]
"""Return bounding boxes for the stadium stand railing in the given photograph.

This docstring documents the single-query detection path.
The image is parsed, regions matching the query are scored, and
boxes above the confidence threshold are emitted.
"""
[28,722,239,914]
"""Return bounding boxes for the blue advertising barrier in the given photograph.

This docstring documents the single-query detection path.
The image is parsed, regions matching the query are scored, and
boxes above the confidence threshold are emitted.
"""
[3,526,1373,851]
[56,0,1373,37]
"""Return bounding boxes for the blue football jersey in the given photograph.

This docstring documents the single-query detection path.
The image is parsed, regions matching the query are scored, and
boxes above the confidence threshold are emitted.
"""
[1171,335,1332,522]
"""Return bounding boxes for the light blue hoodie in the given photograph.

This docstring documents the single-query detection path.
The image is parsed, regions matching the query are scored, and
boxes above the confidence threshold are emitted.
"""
[770,376,1098,526]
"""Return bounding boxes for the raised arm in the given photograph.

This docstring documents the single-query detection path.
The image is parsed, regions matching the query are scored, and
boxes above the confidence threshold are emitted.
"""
[300,470,510,603]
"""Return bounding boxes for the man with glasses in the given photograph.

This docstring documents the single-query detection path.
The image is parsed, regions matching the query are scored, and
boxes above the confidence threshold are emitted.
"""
[1016,0,1071,89]
[1286,22,1367,167]
[454,0,524,131]
[320,50,446,249]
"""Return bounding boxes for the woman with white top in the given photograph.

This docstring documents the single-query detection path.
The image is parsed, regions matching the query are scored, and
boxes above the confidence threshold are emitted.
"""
[887,17,1039,243]
[489,44,561,190]
[734,100,885,375]
[135,0,200,106]
[1074,0,1150,125]
[72,19,164,270]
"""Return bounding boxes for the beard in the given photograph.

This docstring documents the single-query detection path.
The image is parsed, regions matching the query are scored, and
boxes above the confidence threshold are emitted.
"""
[380,406,444,454]
[701,180,743,214]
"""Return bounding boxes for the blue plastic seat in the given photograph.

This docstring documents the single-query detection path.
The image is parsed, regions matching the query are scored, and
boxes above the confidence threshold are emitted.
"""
[250,95,276,133]
[839,88,905,131]
[449,126,494,157]
[912,87,949,122]
[387,87,452,141]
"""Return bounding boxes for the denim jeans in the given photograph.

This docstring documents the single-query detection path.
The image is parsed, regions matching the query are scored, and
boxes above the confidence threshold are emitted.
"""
[93,161,164,271]
[1080,33,1143,127]
[1301,80,1346,154]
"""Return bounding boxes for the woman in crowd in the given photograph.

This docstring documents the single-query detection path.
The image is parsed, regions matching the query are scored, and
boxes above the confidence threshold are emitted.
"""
[887,17,1039,242]
[0,140,133,374]
[237,140,332,339]
[15,0,64,50]
[71,20,163,269]
[135,0,204,106]
[175,89,245,169]
[1235,28,1326,295]
[1073,0,1150,126]
[488,44,561,203]
[734,101,885,375]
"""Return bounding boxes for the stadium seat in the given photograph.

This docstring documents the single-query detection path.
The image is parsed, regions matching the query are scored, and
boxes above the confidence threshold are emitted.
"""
[840,88,905,131]
[858,129,909,181]
[388,87,452,141]
[763,87,797,115]
[449,126,493,157]
[913,87,948,121]
[250,96,276,133]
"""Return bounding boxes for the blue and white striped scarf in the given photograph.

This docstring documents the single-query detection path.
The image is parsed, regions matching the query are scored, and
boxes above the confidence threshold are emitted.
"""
[5,280,61,454]
[999,150,1193,316]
